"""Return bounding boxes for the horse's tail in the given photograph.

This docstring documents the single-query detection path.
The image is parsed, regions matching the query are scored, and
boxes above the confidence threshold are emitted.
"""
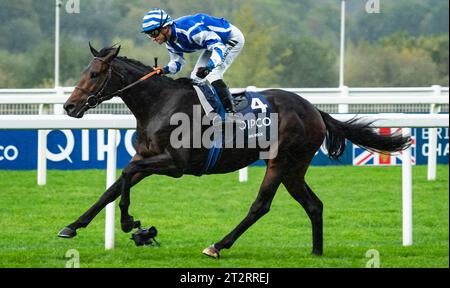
[318,110,411,161]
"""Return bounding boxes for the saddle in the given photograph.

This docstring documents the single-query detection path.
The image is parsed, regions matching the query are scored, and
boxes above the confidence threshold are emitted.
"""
[193,83,274,174]
[231,91,249,112]
[193,84,261,117]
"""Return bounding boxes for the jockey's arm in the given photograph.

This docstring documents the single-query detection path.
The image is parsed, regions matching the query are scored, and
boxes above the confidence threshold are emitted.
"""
[191,31,227,71]
[163,49,185,74]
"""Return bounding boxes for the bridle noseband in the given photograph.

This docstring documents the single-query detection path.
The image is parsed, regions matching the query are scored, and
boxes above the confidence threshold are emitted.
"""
[74,57,162,109]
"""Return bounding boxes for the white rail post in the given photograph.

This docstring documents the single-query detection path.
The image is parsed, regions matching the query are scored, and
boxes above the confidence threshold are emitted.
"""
[427,85,442,181]
[37,130,48,185]
[54,86,65,115]
[239,167,248,182]
[105,129,118,250]
[339,85,349,113]
[37,104,48,186]
[402,128,413,246]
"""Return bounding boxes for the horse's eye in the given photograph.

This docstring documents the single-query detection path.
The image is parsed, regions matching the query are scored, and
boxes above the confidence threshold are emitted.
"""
[90,72,99,79]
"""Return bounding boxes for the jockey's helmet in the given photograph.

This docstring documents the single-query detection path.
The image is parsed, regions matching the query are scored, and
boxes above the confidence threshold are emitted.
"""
[141,8,172,33]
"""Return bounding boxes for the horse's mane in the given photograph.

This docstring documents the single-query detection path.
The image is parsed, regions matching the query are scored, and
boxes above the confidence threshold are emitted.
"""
[97,46,194,88]
[117,56,154,73]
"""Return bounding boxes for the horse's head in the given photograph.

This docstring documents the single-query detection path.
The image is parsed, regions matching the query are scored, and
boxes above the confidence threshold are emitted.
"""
[64,43,121,118]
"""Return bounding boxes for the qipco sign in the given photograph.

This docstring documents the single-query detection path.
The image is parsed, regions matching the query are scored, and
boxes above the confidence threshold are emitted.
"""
[45,129,137,169]
[0,128,447,170]
[0,145,19,161]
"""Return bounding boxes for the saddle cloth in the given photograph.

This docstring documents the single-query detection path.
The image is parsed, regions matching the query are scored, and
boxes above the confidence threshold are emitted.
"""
[193,83,274,173]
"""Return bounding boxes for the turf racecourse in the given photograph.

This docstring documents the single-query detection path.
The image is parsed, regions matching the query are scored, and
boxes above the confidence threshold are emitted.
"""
[0,165,447,268]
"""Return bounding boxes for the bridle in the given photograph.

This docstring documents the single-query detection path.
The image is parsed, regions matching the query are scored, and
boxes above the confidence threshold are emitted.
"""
[74,57,115,108]
[75,57,162,108]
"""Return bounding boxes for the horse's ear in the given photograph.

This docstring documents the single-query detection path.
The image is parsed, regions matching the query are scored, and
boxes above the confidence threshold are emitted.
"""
[104,46,121,62]
[114,45,121,58]
[89,42,99,57]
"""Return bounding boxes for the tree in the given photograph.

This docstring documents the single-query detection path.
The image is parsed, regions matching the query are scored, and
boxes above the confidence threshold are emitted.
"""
[0,0,447,88]
[224,4,279,87]
[418,35,449,84]
[346,40,442,87]
[349,0,449,43]
[271,37,338,87]
[0,0,42,52]
[0,50,29,88]
[379,32,449,86]
[23,37,92,88]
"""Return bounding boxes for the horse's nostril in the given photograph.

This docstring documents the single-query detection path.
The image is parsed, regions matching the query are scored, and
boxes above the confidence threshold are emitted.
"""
[64,103,75,113]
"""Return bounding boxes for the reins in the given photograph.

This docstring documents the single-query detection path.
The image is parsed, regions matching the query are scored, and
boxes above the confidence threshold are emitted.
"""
[114,66,163,95]
[76,57,163,108]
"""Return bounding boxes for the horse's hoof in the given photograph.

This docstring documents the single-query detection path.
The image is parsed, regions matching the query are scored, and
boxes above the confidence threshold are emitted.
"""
[202,245,220,259]
[121,221,134,233]
[58,227,77,238]
[312,249,323,256]
[121,218,141,232]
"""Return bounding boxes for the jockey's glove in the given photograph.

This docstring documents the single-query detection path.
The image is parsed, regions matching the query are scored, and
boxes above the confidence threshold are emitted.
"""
[196,67,211,79]
[161,66,170,74]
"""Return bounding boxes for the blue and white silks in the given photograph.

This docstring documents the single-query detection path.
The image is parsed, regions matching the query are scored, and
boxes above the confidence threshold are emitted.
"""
[163,14,235,75]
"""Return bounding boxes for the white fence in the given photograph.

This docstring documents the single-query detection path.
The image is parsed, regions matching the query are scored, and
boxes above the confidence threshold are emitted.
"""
[0,86,449,116]
[1,85,448,106]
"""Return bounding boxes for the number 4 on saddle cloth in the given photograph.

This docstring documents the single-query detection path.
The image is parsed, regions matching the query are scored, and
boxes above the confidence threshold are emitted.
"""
[193,83,276,174]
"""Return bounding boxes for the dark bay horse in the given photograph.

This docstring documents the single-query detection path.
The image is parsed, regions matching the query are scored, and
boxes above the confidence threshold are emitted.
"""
[59,45,410,258]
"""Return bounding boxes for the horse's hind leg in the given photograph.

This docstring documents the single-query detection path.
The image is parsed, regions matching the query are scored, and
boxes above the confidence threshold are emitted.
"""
[203,163,282,258]
[282,171,323,255]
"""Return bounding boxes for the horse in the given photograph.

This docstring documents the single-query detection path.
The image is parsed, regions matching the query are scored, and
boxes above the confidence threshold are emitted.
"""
[58,44,410,258]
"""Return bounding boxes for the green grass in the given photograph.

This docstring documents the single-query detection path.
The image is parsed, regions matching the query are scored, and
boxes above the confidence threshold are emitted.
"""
[0,165,448,268]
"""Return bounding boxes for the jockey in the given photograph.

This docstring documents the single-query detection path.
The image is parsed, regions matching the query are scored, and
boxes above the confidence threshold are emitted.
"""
[141,8,245,113]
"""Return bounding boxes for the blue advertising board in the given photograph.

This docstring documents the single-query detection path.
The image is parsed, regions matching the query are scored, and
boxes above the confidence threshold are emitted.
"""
[0,128,448,170]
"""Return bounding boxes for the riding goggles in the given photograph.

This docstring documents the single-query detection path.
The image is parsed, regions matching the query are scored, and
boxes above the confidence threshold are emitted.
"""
[145,29,161,38]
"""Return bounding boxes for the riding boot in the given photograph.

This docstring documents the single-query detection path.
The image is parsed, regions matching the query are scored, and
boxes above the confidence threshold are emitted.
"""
[211,79,236,113]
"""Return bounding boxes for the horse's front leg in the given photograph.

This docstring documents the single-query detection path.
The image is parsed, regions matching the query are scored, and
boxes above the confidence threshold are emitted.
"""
[119,152,184,233]
[119,154,148,233]
[119,171,151,232]
[58,173,147,238]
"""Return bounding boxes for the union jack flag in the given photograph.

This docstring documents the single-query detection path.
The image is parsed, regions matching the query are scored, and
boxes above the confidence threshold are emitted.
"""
[353,128,416,166]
